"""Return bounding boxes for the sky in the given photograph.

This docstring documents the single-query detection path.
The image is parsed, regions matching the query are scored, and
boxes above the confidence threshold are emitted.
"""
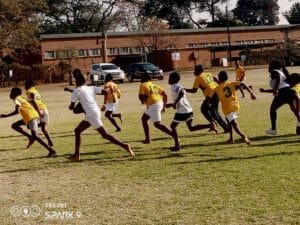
[227,0,295,24]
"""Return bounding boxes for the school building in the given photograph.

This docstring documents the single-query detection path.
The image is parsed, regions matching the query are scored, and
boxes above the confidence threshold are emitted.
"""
[40,24,300,73]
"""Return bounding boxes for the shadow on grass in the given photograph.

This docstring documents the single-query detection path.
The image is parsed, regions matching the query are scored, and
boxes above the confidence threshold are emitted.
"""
[173,150,300,165]
[0,147,28,152]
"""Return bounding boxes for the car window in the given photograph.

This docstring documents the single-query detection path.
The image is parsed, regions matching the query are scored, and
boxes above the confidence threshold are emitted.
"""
[142,64,157,70]
[102,64,118,70]
[92,65,100,70]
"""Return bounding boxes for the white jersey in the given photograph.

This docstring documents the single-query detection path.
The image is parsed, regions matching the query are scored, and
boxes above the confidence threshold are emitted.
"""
[71,85,103,117]
[269,69,290,90]
[171,83,193,114]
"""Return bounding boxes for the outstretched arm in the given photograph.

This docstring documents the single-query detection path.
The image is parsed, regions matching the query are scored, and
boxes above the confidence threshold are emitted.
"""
[185,87,198,93]
[64,87,74,93]
[0,105,19,118]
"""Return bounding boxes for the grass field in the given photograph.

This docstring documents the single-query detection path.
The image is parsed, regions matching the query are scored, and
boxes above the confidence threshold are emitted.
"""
[0,67,299,225]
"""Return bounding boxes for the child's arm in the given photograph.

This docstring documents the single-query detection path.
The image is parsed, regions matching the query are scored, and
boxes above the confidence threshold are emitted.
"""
[64,87,74,93]
[138,94,147,105]
[185,87,198,93]
[0,106,19,118]
[167,89,184,109]
[29,93,42,117]
[259,88,273,93]
[161,91,168,112]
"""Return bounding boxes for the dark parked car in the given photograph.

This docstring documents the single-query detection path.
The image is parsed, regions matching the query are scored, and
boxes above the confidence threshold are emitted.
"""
[127,62,163,82]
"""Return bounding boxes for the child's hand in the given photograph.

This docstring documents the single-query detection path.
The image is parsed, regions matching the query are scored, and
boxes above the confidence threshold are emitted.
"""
[165,103,174,108]
[0,114,6,118]
[259,88,264,92]
[100,104,106,112]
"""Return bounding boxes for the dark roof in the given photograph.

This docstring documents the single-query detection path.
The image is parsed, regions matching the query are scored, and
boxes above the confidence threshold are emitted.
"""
[40,24,300,40]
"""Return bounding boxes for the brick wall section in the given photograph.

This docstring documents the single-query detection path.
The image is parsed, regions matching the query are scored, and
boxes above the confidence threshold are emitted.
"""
[40,25,300,72]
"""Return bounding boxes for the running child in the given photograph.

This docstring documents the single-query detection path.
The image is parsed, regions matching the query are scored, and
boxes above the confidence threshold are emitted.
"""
[25,79,54,147]
[139,72,173,144]
[0,87,56,157]
[68,69,134,161]
[234,60,253,98]
[167,71,217,151]
[102,74,122,132]
[213,71,256,145]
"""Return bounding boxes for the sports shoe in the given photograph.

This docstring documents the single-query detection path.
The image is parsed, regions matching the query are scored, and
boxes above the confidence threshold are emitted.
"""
[265,129,277,135]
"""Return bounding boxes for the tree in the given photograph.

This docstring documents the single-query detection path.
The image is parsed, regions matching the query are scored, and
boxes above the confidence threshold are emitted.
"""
[41,0,118,33]
[233,0,279,26]
[0,0,47,49]
[284,2,300,24]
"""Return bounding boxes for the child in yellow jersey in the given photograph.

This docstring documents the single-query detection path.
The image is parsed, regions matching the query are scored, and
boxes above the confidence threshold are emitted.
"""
[287,73,300,134]
[0,87,56,157]
[234,60,253,98]
[25,79,54,147]
[213,71,256,145]
[102,74,122,132]
[139,72,173,144]
[186,64,228,133]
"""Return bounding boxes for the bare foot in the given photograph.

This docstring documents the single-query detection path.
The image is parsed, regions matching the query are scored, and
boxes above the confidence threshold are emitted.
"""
[47,150,57,158]
[209,122,218,134]
[169,146,180,151]
[243,136,251,145]
[141,139,150,144]
[27,138,35,148]
[125,144,135,159]
[227,139,234,144]
[118,114,123,123]
[67,155,80,161]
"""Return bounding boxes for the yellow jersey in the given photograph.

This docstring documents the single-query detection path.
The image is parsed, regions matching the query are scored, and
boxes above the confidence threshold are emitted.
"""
[26,87,47,110]
[139,81,164,106]
[235,66,245,81]
[292,83,300,97]
[104,81,121,103]
[214,81,240,116]
[193,72,218,97]
[15,96,39,124]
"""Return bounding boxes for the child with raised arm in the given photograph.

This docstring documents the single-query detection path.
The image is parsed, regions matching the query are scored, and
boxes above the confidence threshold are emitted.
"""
[25,79,54,147]
[213,71,256,145]
[167,72,217,151]
[102,74,122,132]
[0,87,56,157]
[68,69,134,161]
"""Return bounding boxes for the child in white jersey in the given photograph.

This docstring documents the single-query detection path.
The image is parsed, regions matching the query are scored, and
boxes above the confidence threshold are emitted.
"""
[166,72,217,151]
[259,60,299,135]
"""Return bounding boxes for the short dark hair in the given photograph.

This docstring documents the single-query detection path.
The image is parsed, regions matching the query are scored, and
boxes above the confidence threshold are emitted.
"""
[169,71,180,83]
[24,79,35,90]
[72,68,82,79]
[74,71,86,86]
[269,60,282,71]
[10,87,22,99]
[218,71,228,82]
[105,73,113,82]
[141,71,151,83]
[194,65,204,75]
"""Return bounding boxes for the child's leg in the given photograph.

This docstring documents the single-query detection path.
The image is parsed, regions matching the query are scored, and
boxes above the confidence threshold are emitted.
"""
[226,119,234,144]
[153,121,173,137]
[96,126,135,158]
[11,119,31,139]
[105,111,121,132]
[239,86,245,97]
[71,120,91,160]
[170,121,180,151]
[231,119,250,145]
[186,119,216,133]
[112,113,122,122]
[30,129,56,155]
[40,122,54,147]
[141,113,151,143]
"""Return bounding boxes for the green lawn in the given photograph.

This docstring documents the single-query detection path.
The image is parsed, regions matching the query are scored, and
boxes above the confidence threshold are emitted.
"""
[0,67,299,225]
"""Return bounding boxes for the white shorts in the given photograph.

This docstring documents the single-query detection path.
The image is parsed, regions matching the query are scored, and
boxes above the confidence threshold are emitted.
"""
[85,113,104,129]
[40,109,49,124]
[27,119,39,132]
[105,103,118,112]
[145,102,163,122]
[226,112,238,123]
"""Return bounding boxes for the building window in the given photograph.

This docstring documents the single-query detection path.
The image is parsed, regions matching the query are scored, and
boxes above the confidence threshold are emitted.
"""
[89,48,101,56]
[132,46,142,54]
[55,50,69,58]
[186,43,198,48]
[45,51,55,59]
[120,47,131,55]
[78,49,88,57]
[107,48,119,55]
[166,44,176,49]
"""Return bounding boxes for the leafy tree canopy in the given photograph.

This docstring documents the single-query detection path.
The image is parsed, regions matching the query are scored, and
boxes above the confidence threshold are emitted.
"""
[284,2,300,24]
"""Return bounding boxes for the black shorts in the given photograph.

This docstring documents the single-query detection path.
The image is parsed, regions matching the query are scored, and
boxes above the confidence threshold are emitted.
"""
[275,87,297,105]
[173,112,194,122]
